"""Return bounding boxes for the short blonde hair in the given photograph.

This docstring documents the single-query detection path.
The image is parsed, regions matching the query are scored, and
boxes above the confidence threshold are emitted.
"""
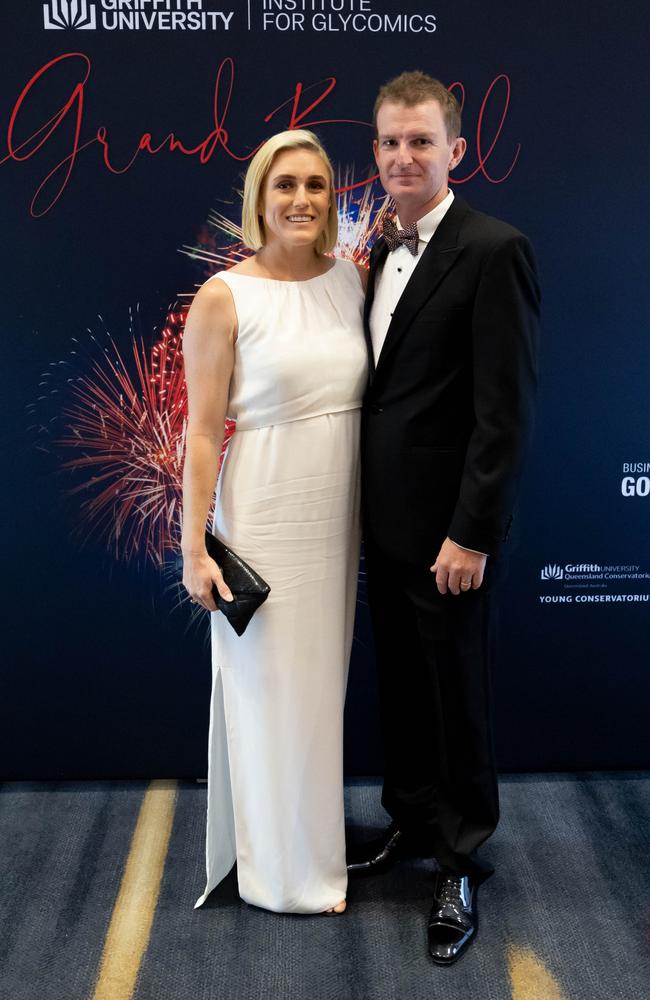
[241,130,338,254]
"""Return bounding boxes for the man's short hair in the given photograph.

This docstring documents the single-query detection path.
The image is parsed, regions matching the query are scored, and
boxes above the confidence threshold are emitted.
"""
[373,71,461,141]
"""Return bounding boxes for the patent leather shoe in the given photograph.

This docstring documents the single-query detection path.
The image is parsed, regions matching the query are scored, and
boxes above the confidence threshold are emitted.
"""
[346,822,408,875]
[427,870,478,965]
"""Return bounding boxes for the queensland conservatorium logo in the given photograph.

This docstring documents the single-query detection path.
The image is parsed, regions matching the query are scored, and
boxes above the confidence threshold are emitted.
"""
[540,564,564,581]
[43,0,97,29]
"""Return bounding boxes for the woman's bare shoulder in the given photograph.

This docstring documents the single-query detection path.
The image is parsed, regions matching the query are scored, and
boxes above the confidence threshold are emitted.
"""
[185,275,237,345]
[222,255,259,276]
[193,273,236,302]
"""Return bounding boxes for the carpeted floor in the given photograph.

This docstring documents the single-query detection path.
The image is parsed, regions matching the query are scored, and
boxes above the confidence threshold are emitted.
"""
[1,774,649,1000]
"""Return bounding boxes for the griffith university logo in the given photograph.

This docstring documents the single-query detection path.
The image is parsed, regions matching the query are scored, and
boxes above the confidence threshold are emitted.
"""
[540,564,564,581]
[44,0,97,29]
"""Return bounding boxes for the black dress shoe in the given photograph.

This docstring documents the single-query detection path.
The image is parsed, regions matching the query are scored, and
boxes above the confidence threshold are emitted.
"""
[346,823,407,875]
[427,871,478,965]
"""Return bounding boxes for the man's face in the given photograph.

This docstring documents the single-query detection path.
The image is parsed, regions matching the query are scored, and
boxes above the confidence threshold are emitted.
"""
[373,100,466,220]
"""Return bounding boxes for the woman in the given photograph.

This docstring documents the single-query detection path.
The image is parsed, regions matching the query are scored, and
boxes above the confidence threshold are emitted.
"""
[181,130,368,914]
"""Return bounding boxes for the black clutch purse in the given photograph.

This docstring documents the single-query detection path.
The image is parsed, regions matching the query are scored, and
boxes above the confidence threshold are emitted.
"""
[204,531,270,636]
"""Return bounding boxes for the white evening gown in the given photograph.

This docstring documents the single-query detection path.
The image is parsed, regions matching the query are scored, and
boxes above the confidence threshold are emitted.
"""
[194,258,367,913]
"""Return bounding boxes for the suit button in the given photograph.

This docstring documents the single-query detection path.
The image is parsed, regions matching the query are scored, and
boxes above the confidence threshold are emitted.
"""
[370,404,383,414]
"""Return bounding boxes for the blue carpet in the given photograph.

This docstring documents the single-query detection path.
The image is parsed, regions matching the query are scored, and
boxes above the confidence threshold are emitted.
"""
[1,774,649,999]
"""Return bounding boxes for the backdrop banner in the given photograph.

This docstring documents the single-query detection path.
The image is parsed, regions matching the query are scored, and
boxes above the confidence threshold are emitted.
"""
[2,0,648,778]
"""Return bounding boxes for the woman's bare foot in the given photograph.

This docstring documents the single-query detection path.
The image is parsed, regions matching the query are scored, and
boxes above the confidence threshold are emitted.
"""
[324,899,347,914]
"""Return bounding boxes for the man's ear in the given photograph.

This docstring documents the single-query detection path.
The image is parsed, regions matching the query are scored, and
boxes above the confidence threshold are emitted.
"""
[449,136,467,172]
[373,138,380,167]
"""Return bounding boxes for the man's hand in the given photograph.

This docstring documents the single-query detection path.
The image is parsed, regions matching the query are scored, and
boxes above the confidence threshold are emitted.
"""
[430,537,487,595]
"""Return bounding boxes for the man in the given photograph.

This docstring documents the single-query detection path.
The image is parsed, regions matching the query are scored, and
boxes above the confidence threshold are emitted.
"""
[349,71,540,964]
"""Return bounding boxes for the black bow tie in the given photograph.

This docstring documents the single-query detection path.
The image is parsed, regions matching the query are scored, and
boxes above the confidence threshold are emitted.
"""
[382,216,419,256]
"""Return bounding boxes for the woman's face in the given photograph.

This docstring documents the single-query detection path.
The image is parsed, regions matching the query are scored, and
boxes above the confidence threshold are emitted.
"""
[259,147,331,250]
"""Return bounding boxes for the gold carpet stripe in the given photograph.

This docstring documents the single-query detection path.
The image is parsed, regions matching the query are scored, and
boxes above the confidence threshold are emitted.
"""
[90,779,178,1000]
[507,945,569,1000]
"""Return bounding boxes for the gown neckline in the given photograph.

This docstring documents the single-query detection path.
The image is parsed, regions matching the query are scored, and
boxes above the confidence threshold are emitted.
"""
[220,258,340,285]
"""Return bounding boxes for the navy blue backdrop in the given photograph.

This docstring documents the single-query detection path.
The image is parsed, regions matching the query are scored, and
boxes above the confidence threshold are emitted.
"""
[1,0,649,779]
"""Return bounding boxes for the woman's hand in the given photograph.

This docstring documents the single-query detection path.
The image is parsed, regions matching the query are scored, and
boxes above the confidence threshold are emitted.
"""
[183,551,234,612]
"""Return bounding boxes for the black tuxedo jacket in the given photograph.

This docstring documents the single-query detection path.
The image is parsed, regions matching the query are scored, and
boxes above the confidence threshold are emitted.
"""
[361,196,541,564]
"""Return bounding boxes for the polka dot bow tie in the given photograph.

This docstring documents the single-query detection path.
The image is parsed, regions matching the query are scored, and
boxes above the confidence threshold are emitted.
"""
[382,216,420,256]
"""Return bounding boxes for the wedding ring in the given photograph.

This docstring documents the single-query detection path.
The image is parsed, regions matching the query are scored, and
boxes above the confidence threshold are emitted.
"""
[460,580,471,590]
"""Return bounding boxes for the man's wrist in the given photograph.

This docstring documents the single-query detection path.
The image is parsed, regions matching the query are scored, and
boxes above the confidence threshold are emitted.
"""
[448,537,488,558]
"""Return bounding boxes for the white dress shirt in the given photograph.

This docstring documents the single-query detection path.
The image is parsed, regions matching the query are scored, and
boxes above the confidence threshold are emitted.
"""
[370,189,454,363]
[369,190,487,559]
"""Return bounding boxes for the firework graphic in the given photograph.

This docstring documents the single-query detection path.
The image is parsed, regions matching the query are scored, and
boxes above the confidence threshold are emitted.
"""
[181,171,391,273]
[41,176,389,572]
[334,169,392,264]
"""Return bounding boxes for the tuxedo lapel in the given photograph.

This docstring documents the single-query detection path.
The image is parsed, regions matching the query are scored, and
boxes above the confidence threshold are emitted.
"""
[371,198,468,386]
[364,238,388,380]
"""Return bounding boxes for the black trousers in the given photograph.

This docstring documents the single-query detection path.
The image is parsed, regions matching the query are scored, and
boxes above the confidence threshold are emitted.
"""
[364,536,500,883]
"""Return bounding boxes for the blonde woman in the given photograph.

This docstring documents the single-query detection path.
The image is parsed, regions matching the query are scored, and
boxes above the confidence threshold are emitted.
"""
[182,130,367,914]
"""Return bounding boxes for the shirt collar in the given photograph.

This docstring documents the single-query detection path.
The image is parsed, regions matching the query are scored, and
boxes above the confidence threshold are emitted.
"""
[395,189,454,245]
